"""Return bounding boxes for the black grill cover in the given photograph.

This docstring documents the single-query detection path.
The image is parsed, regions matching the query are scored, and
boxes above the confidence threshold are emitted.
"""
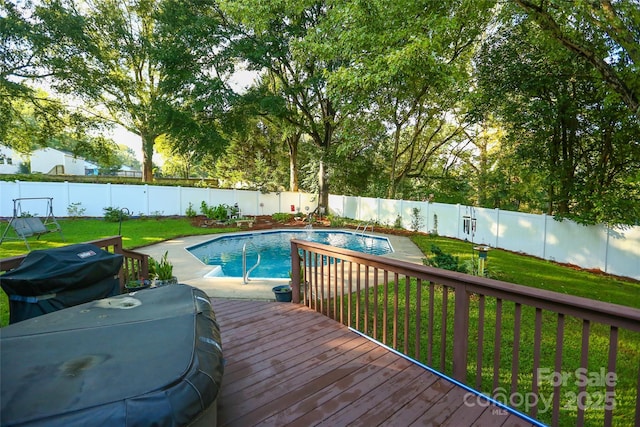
[1,284,224,427]
[0,243,123,323]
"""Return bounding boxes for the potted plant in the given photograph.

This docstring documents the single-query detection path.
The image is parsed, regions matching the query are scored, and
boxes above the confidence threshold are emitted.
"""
[150,251,178,287]
[124,277,152,292]
[272,285,292,302]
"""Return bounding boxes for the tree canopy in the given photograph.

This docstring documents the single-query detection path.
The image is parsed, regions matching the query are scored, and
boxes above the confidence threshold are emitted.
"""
[3,0,639,225]
[3,0,231,181]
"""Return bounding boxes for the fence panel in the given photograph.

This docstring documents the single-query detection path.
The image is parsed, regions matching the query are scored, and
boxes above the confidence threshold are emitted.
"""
[67,183,111,216]
[147,185,181,217]
[496,210,545,257]
[606,226,640,279]
[544,218,609,271]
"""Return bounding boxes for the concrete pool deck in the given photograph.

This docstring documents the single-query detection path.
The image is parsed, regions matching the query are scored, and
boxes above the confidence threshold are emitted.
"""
[134,229,426,300]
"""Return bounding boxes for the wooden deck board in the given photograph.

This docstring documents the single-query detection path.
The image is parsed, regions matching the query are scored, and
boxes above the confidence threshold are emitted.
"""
[212,299,537,427]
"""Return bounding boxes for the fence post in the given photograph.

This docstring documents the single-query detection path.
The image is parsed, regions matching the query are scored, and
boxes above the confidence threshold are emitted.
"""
[453,285,470,382]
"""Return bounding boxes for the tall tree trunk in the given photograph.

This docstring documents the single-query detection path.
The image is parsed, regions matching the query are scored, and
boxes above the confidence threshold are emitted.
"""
[387,123,402,199]
[287,133,300,192]
[477,133,489,206]
[318,160,328,209]
[141,133,157,182]
[317,98,335,211]
[557,97,577,215]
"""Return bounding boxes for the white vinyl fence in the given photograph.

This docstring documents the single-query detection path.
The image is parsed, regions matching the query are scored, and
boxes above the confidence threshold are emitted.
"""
[329,194,639,281]
[1,180,638,280]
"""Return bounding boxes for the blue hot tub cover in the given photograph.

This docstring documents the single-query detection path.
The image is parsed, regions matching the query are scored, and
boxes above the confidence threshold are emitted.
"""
[1,284,224,426]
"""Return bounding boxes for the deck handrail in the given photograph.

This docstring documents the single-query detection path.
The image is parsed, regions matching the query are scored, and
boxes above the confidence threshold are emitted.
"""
[0,236,149,293]
[290,239,640,427]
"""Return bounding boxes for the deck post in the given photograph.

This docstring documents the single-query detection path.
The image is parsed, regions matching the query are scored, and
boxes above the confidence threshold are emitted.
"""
[291,242,301,303]
[453,284,470,382]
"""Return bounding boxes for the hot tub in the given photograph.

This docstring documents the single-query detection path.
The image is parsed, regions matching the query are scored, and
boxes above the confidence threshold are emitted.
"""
[1,284,223,426]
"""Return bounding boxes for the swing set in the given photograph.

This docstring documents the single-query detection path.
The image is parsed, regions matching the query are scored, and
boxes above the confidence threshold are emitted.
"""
[0,198,65,250]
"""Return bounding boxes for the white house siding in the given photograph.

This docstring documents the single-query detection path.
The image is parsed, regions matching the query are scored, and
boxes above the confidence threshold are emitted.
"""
[0,146,22,174]
[30,148,85,175]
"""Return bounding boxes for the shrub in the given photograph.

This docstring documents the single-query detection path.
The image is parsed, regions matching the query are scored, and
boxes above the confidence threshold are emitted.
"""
[272,212,293,223]
[423,244,468,273]
[185,203,197,218]
[410,207,423,232]
[103,207,129,222]
[393,214,403,229]
[67,202,86,218]
[200,201,229,220]
[329,215,345,227]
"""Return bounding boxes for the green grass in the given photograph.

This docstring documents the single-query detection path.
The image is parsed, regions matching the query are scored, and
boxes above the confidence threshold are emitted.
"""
[411,234,640,309]
[0,217,233,258]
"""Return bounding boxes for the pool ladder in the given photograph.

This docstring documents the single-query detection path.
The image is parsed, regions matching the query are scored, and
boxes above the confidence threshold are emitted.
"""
[242,242,261,284]
[356,220,374,235]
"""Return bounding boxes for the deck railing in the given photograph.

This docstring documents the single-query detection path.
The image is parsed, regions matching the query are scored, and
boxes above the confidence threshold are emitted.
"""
[290,239,640,427]
[0,236,148,293]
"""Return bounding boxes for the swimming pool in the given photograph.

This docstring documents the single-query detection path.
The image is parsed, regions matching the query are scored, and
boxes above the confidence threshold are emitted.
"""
[187,229,393,279]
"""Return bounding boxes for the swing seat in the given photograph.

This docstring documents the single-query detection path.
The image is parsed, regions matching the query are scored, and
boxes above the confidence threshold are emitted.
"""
[0,198,65,250]
[11,218,50,238]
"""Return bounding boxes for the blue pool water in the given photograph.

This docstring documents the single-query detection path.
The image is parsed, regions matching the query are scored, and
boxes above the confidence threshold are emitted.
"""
[187,229,393,279]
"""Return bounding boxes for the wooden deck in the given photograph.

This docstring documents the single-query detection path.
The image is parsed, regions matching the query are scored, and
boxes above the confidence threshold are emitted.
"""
[211,299,538,427]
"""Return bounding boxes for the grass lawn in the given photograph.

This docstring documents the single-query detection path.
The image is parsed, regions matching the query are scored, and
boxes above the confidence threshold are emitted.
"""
[410,234,640,309]
[0,217,233,258]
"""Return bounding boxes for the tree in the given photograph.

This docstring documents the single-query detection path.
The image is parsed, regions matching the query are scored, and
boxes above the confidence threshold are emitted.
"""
[312,0,496,199]
[220,0,341,208]
[214,116,289,191]
[232,73,305,192]
[21,0,230,182]
[475,8,640,225]
[0,2,115,159]
[0,0,48,142]
[515,0,640,117]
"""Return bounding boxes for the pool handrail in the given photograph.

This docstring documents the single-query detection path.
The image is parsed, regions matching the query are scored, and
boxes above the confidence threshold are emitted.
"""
[242,241,261,284]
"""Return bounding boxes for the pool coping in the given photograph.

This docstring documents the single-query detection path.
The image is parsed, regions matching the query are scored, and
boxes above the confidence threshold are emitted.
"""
[134,229,426,300]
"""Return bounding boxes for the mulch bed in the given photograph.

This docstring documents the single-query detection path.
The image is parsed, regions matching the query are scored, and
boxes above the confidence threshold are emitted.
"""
[190,215,416,236]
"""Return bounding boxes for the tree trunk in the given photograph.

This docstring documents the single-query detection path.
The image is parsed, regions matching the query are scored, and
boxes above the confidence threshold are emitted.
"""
[477,134,489,206]
[141,132,158,182]
[318,159,328,210]
[287,133,300,192]
[316,98,335,211]
[387,123,402,199]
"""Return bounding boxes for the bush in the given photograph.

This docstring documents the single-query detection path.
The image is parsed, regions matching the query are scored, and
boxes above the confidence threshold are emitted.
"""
[393,214,403,229]
[410,207,423,232]
[329,215,345,227]
[272,212,293,223]
[185,203,197,218]
[423,244,468,273]
[67,202,86,218]
[103,207,130,222]
[200,201,229,220]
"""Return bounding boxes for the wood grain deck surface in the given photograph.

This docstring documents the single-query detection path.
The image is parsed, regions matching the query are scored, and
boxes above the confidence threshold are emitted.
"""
[212,299,537,427]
